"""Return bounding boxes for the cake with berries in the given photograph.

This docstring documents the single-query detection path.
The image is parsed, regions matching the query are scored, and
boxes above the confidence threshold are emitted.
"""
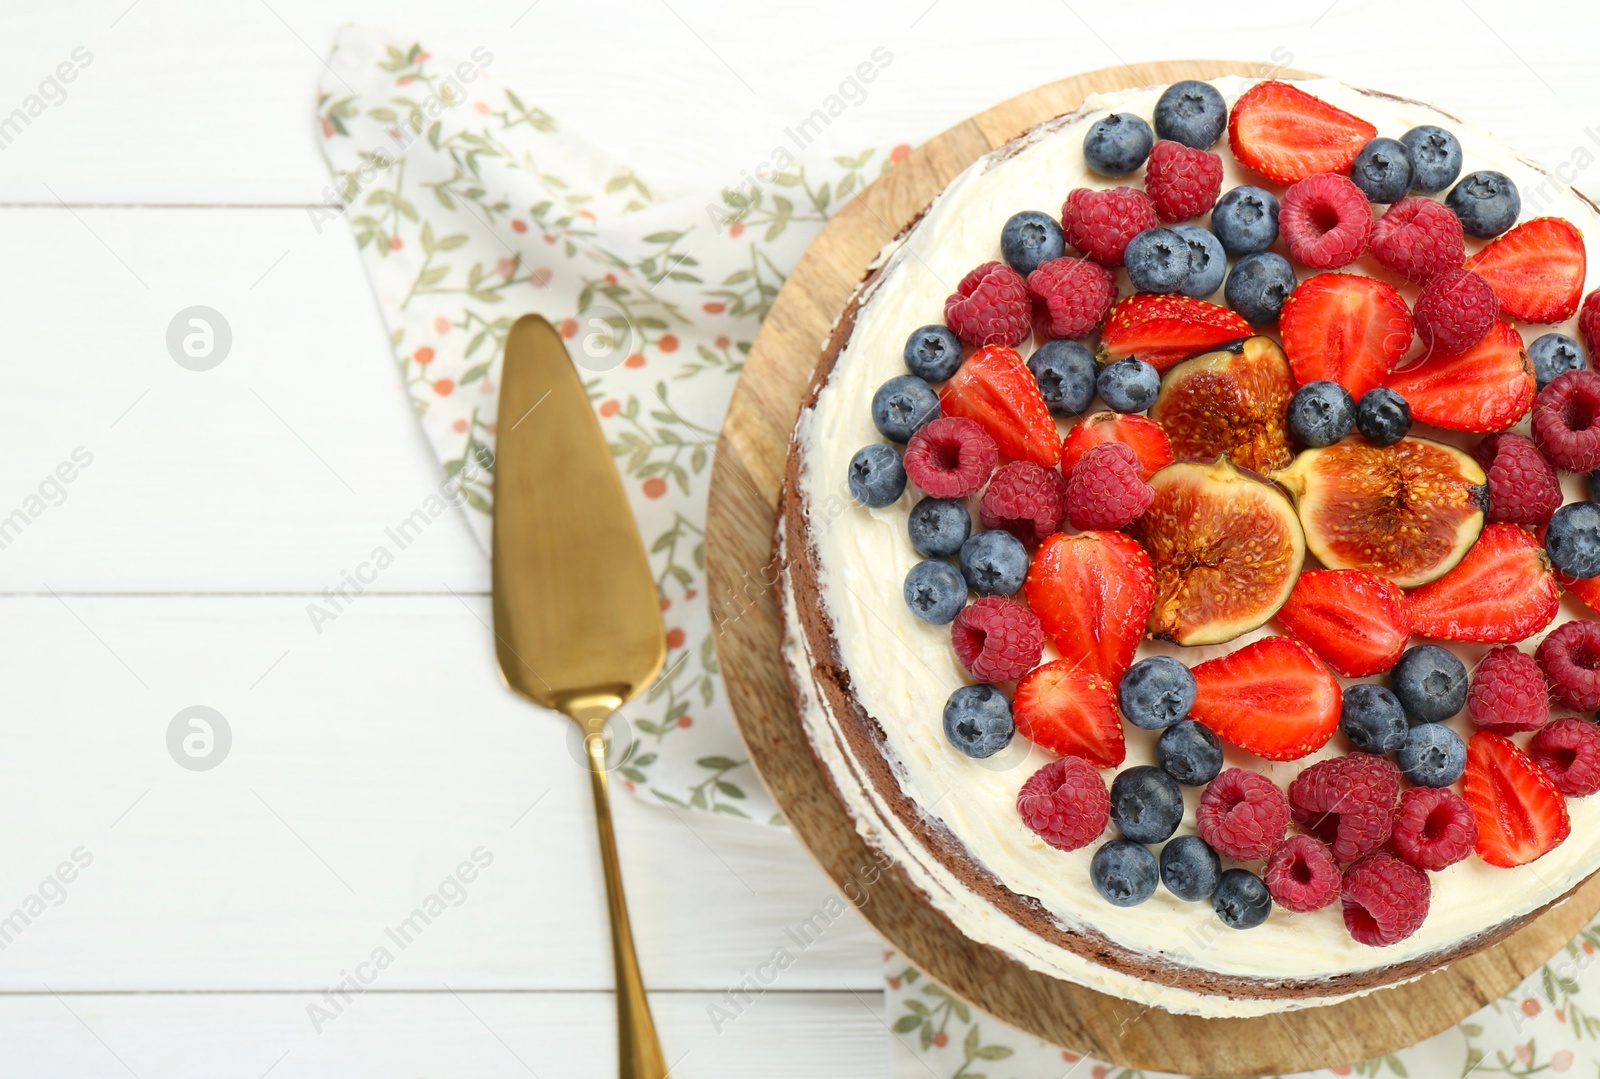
[779,75,1600,1018]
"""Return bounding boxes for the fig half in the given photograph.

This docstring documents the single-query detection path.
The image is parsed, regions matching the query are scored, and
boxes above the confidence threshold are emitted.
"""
[1130,456,1306,646]
[1148,335,1295,474]
[1270,437,1487,588]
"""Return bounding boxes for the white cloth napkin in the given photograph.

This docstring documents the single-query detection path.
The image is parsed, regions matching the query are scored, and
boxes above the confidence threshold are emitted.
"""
[317,27,1600,1076]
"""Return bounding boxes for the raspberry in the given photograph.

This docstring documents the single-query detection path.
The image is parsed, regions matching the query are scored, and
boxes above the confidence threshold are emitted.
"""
[1537,619,1600,710]
[1026,257,1118,340]
[1264,834,1341,913]
[950,596,1043,682]
[1369,197,1466,283]
[1061,186,1158,267]
[1195,767,1289,860]
[1065,442,1153,531]
[1467,645,1551,733]
[1580,290,1600,358]
[1530,717,1600,796]
[1413,267,1498,354]
[1470,433,1562,527]
[903,417,998,498]
[1288,753,1399,863]
[1391,787,1476,871]
[1341,850,1431,946]
[1143,140,1224,223]
[944,261,1031,348]
[1016,755,1110,851]
[1279,173,1373,269]
[1532,370,1600,471]
[979,462,1068,547]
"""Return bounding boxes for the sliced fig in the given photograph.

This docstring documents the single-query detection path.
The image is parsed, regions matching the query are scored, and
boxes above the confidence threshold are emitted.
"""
[1130,456,1306,646]
[1148,335,1295,473]
[1270,437,1486,589]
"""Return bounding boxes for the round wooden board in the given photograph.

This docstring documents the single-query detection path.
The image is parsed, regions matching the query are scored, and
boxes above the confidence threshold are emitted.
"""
[704,60,1600,1076]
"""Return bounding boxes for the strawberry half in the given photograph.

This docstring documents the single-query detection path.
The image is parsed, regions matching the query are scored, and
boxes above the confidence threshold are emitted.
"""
[940,344,1062,467]
[1465,217,1587,324]
[1274,569,1410,677]
[1406,522,1558,643]
[1279,273,1413,398]
[1227,81,1377,184]
[1560,569,1600,617]
[1058,412,1174,480]
[1463,731,1570,868]
[1024,531,1154,683]
[1385,319,1535,433]
[1013,661,1125,767]
[1097,293,1251,373]
[1189,636,1341,761]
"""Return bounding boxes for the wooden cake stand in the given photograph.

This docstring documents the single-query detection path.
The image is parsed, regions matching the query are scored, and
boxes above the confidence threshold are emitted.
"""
[704,59,1600,1075]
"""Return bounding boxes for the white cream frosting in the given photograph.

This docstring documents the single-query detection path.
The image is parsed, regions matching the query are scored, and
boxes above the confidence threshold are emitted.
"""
[787,76,1600,1018]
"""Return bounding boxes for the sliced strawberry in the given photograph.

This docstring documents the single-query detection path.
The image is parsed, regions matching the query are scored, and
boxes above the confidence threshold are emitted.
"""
[1385,319,1535,433]
[940,344,1062,467]
[1406,523,1558,643]
[1189,636,1341,761]
[1560,569,1600,617]
[1227,81,1377,184]
[1058,412,1174,480]
[1012,661,1125,768]
[1024,531,1154,682]
[1279,273,1413,398]
[1465,217,1587,324]
[1097,293,1251,373]
[1463,731,1570,868]
[1274,569,1410,677]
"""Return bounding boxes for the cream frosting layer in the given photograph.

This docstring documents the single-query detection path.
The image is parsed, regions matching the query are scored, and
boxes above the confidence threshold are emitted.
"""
[787,76,1600,1017]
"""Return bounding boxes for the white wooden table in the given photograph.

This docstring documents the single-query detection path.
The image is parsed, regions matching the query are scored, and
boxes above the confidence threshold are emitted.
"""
[1,1,1595,1074]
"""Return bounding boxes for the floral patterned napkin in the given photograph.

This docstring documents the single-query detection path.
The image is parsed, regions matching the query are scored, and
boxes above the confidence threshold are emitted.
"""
[316,27,1600,1077]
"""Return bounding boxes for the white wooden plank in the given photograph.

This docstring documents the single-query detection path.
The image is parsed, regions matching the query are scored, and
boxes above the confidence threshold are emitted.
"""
[0,204,486,593]
[3,990,887,1079]
[0,593,880,991]
[1,1,1596,206]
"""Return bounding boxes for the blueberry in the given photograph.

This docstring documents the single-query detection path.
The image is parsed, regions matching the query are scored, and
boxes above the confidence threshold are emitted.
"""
[1157,720,1223,786]
[903,560,967,624]
[1530,333,1587,391]
[1590,470,1600,503]
[1028,340,1098,417]
[1397,722,1467,788]
[1123,227,1191,294]
[1000,210,1066,276]
[1288,380,1356,448]
[1446,170,1521,239]
[1400,125,1463,195]
[1159,834,1222,901]
[902,325,964,382]
[1356,387,1412,447]
[1097,357,1161,413]
[1212,868,1272,929]
[1390,644,1468,725]
[1349,137,1412,204]
[1153,80,1227,150]
[1110,766,1185,843]
[1118,656,1196,731]
[1546,501,1600,579]
[1090,839,1159,907]
[848,444,905,507]
[1340,682,1408,754]
[1083,113,1154,177]
[942,684,1014,759]
[1225,252,1297,326]
[1211,185,1280,255]
[959,530,1029,596]
[908,496,971,558]
[1169,224,1226,298]
[871,375,940,443]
